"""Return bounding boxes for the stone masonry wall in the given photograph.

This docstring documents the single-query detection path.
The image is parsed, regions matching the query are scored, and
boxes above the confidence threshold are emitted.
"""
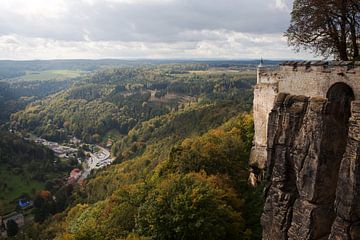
[250,61,360,239]
[250,61,360,183]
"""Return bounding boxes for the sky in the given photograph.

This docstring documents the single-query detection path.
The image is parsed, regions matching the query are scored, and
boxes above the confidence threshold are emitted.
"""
[0,0,317,60]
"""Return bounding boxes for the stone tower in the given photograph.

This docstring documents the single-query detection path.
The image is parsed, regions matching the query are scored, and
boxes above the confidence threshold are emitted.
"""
[249,59,278,184]
[257,58,265,83]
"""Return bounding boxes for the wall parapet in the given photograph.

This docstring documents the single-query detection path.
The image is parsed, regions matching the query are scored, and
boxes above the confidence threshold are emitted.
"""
[279,60,360,73]
[257,60,360,86]
[259,61,360,77]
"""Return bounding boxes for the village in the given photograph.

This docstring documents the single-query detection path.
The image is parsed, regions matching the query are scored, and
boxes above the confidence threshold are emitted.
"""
[32,136,115,182]
[0,133,115,238]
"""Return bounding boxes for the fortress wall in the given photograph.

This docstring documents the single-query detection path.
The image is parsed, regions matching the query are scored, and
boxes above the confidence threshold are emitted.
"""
[276,65,360,99]
[250,83,278,171]
[250,61,360,184]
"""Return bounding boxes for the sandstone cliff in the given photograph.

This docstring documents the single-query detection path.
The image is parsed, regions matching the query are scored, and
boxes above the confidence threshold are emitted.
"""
[262,90,360,240]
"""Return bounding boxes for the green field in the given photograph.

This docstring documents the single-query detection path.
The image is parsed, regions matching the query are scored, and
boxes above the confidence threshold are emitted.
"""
[0,166,44,214]
[188,68,240,74]
[5,69,88,82]
[180,69,256,78]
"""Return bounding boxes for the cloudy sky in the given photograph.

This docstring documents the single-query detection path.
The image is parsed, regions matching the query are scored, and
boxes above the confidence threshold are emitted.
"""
[0,0,316,60]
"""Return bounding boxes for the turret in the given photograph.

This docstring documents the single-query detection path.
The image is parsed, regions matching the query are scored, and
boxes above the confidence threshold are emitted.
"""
[257,58,265,84]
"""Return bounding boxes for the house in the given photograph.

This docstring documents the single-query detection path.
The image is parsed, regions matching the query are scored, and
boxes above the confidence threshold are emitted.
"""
[70,168,81,178]
[70,137,81,146]
[68,168,82,184]
[106,139,113,148]
[1,212,24,229]
[17,199,33,210]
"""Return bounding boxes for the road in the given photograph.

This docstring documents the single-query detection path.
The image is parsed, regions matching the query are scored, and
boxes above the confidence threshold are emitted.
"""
[22,133,115,181]
[80,146,115,180]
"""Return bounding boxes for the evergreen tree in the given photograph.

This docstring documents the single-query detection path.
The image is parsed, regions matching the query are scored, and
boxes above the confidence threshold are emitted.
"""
[6,219,18,237]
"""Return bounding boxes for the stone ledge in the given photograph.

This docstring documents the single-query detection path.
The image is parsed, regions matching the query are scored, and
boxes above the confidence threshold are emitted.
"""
[276,60,360,74]
[280,60,360,67]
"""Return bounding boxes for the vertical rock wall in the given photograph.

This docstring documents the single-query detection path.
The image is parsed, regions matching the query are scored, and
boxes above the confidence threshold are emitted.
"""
[262,93,360,240]
[250,61,360,186]
[329,101,360,240]
[249,83,278,184]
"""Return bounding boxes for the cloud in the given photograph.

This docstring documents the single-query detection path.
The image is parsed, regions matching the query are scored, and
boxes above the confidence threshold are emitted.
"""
[274,0,290,11]
[0,0,293,41]
[0,0,316,59]
[0,33,315,60]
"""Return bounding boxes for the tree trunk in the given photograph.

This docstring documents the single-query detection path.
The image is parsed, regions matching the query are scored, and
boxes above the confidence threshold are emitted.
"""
[328,19,349,60]
[350,16,359,60]
[348,4,360,60]
[339,0,349,60]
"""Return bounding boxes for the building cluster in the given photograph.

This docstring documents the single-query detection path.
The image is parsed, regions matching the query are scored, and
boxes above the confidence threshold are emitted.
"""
[35,138,78,159]
[0,199,33,237]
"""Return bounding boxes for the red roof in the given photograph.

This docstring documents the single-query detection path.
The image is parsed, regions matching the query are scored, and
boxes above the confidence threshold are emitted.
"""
[70,168,81,178]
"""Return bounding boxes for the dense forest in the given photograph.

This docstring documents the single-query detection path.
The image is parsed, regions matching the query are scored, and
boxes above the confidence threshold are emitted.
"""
[25,113,262,240]
[0,80,76,125]
[0,59,281,80]
[11,65,255,145]
[0,61,264,240]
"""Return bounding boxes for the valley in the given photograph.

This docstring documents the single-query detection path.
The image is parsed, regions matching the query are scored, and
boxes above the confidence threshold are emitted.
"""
[0,60,266,239]
[1,0,358,238]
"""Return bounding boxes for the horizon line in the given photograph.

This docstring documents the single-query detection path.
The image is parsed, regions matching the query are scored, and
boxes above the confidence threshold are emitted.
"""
[0,57,320,62]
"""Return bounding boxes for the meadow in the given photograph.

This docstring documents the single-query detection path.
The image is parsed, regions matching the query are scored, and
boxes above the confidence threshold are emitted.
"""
[4,70,88,82]
[0,167,44,214]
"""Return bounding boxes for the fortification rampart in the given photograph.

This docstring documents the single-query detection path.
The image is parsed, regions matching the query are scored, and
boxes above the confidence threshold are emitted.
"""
[249,61,360,184]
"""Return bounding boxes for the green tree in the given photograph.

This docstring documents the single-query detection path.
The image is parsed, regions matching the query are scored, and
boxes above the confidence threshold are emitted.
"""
[136,173,245,240]
[6,219,19,237]
[286,0,360,60]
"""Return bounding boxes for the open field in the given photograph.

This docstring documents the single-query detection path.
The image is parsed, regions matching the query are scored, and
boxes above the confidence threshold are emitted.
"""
[0,166,44,214]
[188,68,256,75]
[3,69,88,82]
[177,69,257,79]
[188,69,240,74]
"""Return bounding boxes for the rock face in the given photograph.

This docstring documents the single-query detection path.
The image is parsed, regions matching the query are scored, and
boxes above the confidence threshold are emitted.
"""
[262,88,360,239]
[250,61,360,186]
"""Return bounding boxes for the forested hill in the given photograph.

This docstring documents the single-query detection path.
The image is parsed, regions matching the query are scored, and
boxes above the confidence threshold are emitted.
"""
[0,59,282,80]
[7,63,264,240]
[0,80,73,125]
[29,113,262,240]
[11,65,255,145]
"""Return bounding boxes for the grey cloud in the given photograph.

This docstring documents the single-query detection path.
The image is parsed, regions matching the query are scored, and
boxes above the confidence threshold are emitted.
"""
[0,0,294,42]
[0,32,317,60]
[0,0,316,60]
